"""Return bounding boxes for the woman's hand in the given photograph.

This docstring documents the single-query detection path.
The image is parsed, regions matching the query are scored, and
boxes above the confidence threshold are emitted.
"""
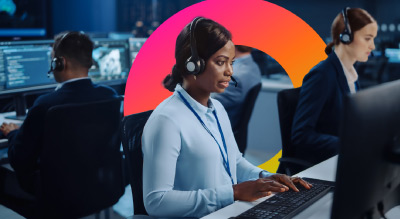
[265,174,312,192]
[233,178,289,202]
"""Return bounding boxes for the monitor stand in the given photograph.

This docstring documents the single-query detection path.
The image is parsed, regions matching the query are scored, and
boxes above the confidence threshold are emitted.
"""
[5,95,27,121]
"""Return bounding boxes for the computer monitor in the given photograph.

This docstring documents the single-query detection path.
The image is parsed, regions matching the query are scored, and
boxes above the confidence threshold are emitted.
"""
[0,40,56,94]
[0,40,56,119]
[90,38,131,85]
[128,37,147,64]
[0,0,49,40]
[332,79,400,219]
[385,48,400,63]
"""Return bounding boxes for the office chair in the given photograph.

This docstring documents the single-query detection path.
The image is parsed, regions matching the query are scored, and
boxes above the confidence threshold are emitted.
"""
[276,88,313,176]
[40,97,125,218]
[234,83,262,154]
[121,110,153,215]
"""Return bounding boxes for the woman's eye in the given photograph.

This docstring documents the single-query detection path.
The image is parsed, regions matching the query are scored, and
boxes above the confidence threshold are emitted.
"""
[217,61,224,66]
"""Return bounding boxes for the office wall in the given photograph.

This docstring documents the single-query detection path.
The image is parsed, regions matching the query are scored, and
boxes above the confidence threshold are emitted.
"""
[51,0,117,35]
[49,0,200,37]
[49,0,400,42]
[268,0,372,40]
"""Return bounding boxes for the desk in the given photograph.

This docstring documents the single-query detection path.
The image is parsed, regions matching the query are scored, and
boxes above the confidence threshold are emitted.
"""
[203,156,400,219]
[202,156,337,219]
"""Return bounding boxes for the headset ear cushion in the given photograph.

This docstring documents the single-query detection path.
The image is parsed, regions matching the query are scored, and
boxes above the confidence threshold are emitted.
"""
[185,56,197,74]
[340,31,352,44]
[198,58,205,74]
[54,57,64,71]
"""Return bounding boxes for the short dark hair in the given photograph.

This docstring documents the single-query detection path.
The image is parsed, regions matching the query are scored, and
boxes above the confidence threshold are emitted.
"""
[163,18,232,92]
[325,8,376,55]
[53,31,94,69]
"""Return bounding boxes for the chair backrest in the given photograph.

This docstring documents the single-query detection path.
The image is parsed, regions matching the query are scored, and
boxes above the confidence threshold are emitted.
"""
[277,87,315,175]
[277,87,301,158]
[121,110,153,215]
[234,83,262,154]
[40,97,124,218]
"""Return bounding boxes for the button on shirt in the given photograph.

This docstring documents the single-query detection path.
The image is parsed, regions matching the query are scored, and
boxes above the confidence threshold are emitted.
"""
[142,84,270,218]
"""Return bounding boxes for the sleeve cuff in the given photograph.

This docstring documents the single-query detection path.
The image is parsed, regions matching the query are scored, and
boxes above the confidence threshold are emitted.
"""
[248,167,269,180]
[259,170,274,178]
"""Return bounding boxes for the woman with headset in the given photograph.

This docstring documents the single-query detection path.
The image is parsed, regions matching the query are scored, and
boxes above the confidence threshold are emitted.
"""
[142,17,311,218]
[291,8,377,165]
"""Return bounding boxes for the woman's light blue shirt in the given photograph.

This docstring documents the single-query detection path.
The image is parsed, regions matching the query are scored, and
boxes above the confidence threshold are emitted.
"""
[142,84,271,218]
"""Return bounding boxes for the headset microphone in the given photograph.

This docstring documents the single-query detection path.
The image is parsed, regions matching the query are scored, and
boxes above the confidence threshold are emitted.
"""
[48,57,57,78]
[186,18,238,88]
[231,76,238,87]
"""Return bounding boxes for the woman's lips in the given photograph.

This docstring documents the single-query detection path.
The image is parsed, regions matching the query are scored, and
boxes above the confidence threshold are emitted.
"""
[218,81,230,88]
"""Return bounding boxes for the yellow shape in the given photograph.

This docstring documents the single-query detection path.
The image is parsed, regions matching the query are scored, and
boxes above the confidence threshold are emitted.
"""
[258,150,282,173]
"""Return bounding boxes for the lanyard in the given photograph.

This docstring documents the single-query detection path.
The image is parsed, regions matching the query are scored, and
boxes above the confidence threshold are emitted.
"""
[177,91,234,184]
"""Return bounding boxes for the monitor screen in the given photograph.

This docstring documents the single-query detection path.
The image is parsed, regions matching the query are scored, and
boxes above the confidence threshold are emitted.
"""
[385,48,400,63]
[0,0,49,39]
[0,40,56,95]
[332,80,400,219]
[90,38,131,84]
[128,37,147,64]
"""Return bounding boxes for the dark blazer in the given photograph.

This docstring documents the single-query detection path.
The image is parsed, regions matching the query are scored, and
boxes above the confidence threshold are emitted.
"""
[6,78,118,191]
[291,52,350,165]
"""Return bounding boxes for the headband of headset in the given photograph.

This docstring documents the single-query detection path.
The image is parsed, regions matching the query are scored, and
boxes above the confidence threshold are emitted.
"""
[48,31,85,76]
[185,17,205,75]
[340,7,353,44]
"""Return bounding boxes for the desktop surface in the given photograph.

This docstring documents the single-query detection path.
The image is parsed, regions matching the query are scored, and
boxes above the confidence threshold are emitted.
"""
[232,178,334,219]
[202,156,338,219]
[202,154,400,219]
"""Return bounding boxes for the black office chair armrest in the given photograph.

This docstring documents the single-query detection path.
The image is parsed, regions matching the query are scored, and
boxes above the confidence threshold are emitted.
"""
[279,157,314,168]
[278,157,314,176]
[0,158,9,165]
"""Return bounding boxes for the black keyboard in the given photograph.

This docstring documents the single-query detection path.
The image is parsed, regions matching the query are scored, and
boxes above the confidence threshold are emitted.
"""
[231,177,334,219]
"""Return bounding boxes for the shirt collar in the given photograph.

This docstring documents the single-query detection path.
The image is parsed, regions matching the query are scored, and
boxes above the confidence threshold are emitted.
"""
[55,77,90,91]
[174,84,215,115]
[334,51,358,83]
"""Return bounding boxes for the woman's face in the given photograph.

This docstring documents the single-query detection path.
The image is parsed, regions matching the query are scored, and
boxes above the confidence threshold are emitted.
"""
[195,40,235,93]
[347,22,378,62]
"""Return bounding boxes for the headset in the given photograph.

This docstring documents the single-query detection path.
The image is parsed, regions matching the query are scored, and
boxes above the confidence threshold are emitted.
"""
[185,17,205,75]
[185,17,238,87]
[340,7,353,44]
[48,31,81,77]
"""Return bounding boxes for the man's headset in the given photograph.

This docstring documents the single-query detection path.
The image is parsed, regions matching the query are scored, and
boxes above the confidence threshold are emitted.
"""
[340,7,353,44]
[48,31,82,77]
[185,17,238,87]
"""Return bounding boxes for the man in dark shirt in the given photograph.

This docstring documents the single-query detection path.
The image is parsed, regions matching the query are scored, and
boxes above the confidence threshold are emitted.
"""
[0,31,118,194]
